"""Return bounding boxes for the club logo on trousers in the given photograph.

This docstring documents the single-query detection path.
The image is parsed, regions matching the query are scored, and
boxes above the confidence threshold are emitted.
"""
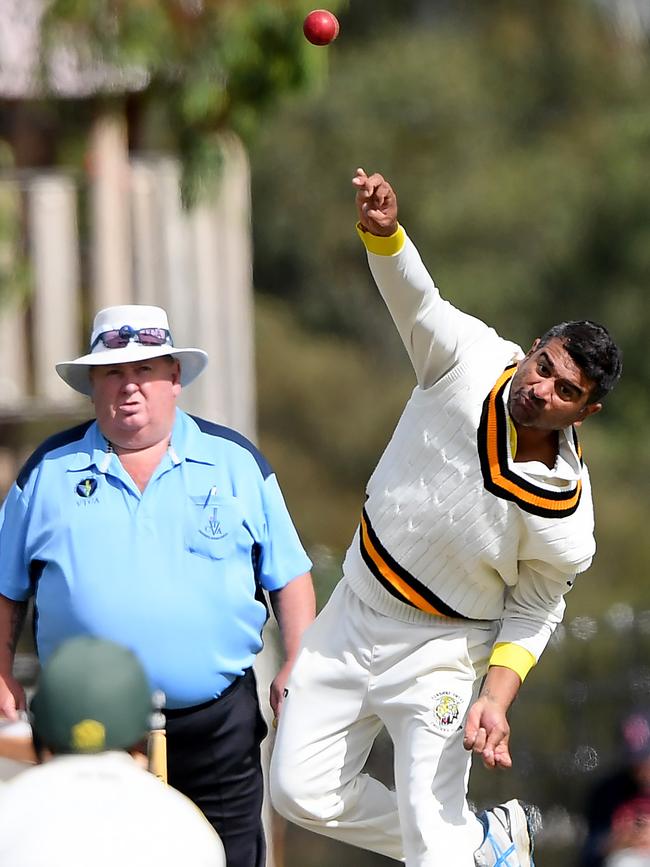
[432,691,462,732]
[75,478,98,498]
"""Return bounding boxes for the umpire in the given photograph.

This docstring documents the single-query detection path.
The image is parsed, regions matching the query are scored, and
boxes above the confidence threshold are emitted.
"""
[0,304,315,867]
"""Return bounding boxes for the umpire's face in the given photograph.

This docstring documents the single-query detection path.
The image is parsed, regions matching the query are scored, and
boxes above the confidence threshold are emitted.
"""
[90,355,181,450]
[508,337,602,432]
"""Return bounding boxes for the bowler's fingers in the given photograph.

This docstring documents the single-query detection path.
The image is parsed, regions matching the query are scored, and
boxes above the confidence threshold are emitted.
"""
[480,724,512,770]
[480,742,512,770]
[462,700,483,746]
[493,741,513,769]
[352,167,368,186]
[353,168,393,211]
[365,207,396,229]
[463,722,487,754]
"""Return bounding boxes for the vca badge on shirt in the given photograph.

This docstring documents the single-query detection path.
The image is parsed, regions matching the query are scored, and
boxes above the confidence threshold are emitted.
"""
[75,477,99,505]
[188,492,243,560]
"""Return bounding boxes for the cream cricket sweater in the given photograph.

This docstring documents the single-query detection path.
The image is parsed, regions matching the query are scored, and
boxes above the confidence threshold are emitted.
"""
[343,225,595,678]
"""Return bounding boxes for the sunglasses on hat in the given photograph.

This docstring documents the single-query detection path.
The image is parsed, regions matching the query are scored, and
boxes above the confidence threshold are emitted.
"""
[90,325,173,351]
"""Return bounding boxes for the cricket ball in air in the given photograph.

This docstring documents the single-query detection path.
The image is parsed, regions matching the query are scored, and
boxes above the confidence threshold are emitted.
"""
[303,9,340,46]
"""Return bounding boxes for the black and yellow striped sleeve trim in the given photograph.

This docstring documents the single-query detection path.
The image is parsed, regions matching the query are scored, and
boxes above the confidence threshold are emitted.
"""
[477,365,583,518]
[360,508,470,619]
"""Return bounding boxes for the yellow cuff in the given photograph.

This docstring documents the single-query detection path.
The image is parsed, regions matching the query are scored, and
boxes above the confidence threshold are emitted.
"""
[356,222,405,256]
[488,643,536,683]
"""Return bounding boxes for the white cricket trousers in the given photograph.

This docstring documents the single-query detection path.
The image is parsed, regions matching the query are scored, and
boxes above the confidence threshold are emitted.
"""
[270,580,499,867]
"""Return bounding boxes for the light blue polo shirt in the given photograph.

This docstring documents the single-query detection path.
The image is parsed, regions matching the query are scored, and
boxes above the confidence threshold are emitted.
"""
[0,410,312,708]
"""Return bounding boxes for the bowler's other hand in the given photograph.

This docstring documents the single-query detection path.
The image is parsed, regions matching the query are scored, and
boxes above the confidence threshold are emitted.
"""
[353,168,398,236]
[463,695,513,770]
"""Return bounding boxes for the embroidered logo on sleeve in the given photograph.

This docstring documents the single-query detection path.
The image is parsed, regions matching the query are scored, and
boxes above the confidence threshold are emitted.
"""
[432,691,462,732]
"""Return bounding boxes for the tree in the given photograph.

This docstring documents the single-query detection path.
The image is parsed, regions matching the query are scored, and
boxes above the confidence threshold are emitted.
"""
[41,0,344,201]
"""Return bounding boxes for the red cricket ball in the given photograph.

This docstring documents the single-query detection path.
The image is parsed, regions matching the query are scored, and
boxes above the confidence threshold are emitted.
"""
[303,9,340,46]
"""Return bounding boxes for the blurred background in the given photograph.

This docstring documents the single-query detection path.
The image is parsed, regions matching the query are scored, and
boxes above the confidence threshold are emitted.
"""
[1,1,649,866]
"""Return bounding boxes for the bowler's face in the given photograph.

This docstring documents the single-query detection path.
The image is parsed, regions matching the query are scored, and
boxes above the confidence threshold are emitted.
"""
[90,356,181,448]
[508,337,601,431]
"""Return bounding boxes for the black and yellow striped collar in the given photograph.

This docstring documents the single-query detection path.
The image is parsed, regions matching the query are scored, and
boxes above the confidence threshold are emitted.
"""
[477,365,583,518]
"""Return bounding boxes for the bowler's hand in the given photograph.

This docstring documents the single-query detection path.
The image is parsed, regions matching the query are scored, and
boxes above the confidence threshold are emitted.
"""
[463,694,513,770]
[352,168,399,236]
[0,673,26,721]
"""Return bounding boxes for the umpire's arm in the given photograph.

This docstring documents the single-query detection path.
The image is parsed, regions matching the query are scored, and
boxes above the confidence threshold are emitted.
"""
[269,572,316,719]
[0,593,28,719]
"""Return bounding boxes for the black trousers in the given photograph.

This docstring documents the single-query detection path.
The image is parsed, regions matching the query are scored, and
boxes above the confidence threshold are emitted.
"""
[165,668,268,867]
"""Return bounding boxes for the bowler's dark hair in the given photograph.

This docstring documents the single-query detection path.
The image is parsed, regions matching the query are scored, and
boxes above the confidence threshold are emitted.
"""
[538,320,622,403]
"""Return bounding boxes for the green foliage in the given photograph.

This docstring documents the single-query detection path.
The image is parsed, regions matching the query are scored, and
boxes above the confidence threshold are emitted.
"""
[41,0,345,202]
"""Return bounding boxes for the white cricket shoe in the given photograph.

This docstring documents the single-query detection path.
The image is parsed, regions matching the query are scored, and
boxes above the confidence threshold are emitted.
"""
[473,799,540,867]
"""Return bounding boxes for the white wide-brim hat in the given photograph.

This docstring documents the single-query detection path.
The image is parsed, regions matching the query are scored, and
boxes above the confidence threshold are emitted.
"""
[56,305,209,396]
